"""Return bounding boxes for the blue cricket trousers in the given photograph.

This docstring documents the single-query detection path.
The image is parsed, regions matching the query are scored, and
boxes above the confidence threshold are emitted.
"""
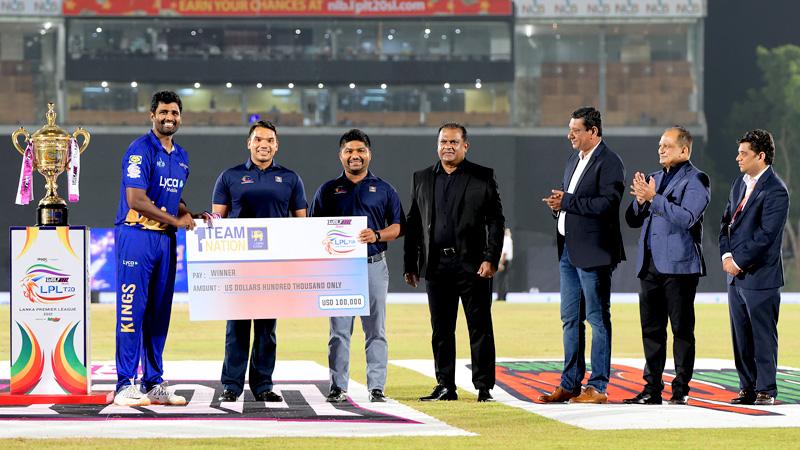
[114,226,177,392]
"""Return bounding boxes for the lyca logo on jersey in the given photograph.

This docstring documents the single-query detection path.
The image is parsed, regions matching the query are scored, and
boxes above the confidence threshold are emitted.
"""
[159,176,184,193]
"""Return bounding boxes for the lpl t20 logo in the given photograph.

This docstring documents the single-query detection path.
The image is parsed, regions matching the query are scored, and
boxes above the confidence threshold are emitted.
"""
[323,229,357,254]
[20,264,77,304]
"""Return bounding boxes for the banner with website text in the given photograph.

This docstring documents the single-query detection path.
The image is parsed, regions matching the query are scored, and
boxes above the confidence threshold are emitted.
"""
[63,0,512,17]
[186,217,369,321]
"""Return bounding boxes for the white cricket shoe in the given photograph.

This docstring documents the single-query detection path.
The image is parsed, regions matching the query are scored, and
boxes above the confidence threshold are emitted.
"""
[114,379,151,407]
[146,381,187,406]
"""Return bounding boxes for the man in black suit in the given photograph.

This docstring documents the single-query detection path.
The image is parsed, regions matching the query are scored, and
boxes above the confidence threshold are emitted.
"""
[404,123,505,403]
[541,106,625,404]
[720,129,789,406]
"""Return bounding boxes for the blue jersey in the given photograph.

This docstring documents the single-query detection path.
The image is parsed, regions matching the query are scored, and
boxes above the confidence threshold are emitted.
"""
[114,131,190,231]
[310,171,404,256]
[212,159,307,218]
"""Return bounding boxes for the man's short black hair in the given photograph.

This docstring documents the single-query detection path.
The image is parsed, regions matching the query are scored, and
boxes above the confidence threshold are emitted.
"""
[248,120,278,140]
[571,106,602,137]
[738,129,775,165]
[670,125,693,151]
[150,90,182,113]
[438,122,468,141]
[339,128,371,148]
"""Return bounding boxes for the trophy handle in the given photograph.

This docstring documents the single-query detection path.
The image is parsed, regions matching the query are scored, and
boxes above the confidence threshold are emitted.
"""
[11,127,30,155]
[72,127,91,154]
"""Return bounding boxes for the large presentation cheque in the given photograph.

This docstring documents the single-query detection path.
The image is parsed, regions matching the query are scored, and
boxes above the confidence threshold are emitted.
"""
[186,217,369,321]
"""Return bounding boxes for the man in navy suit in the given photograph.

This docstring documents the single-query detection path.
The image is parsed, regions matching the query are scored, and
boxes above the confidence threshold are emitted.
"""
[720,129,789,406]
[541,107,625,404]
[623,126,710,405]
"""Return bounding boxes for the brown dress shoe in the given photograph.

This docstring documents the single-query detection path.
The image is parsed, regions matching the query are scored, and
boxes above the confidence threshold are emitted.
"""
[538,386,577,403]
[754,392,775,405]
[569,386,608,404]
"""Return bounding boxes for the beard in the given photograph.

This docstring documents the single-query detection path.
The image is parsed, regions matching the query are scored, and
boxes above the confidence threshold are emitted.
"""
[155,119,179,136]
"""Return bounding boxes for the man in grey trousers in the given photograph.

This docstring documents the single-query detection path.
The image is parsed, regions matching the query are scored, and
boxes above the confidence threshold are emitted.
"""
[309,129,404,402]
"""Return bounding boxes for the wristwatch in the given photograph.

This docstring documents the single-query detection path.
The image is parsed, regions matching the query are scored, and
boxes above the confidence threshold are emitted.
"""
[374,231,381,242]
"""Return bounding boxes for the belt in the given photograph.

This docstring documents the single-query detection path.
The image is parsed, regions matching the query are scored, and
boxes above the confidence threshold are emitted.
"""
[440,247,456,256]
[367,252,385,264]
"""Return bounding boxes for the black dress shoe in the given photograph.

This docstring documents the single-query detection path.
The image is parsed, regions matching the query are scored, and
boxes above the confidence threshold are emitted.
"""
[730,390,756,405]
[623,392,662,405]
[477,389,494,402]
[217,389,239,402]
[754,392,775,405]
[668,395,689,405]
[255,390,283,402]
[369,389,387,402]
[327,387,348,403]
[419,385,458,401]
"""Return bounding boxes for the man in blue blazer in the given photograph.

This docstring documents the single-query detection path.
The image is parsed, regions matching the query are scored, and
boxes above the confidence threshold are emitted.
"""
[720,129,789,406]
[541,107,625,404]
[624,126,710,405]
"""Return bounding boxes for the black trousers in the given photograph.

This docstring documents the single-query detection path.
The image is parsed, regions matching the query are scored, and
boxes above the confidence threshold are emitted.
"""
[220,319,277,396]
[638,256,699,396]
[425,255,496,390]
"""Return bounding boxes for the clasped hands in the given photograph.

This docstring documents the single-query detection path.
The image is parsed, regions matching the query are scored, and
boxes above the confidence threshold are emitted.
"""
[630,172,657,205]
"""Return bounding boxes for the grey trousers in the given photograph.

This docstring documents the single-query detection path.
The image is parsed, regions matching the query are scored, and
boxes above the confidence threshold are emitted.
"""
[328,257,389,391]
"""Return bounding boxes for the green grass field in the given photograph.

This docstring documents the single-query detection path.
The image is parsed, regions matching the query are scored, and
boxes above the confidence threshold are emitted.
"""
[1,302,799,449]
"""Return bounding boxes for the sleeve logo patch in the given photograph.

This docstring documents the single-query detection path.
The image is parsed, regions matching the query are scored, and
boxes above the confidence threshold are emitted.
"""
[127,164,142,179]
[128,155,143,164]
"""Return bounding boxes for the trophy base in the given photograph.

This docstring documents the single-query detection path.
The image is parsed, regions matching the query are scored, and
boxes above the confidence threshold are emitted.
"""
[37,204,68,226]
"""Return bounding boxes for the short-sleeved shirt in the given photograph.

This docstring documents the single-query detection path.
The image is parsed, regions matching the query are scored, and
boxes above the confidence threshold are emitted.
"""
[310,171,404,256]
[212,159,307,219]
[114,130,190,231]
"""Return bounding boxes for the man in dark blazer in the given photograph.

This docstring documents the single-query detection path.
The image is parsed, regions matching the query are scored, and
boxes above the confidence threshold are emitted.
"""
[624,126,710,405]
[720,129,789,406]
[541,106,625,404]
[404,123,504,403]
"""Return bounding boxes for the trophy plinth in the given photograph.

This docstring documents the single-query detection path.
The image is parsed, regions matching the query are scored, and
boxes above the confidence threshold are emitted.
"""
[12,103,90,226]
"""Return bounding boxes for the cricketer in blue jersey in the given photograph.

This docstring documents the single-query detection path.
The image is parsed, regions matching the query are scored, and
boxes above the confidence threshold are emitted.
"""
[310,129,404,404]
[113,91,210,407]
[213,120,308,403]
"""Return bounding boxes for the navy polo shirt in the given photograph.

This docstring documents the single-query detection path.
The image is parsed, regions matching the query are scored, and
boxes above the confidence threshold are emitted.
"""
[212,159,307,219]
[310,171,404,256]
[115,130,189,231]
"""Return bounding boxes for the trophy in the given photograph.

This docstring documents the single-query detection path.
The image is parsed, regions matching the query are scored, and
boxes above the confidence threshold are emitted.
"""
[12,103,90,226]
